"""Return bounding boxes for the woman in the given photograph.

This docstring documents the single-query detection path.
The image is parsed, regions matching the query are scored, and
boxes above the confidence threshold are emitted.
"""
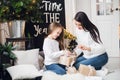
[73,11,108,70]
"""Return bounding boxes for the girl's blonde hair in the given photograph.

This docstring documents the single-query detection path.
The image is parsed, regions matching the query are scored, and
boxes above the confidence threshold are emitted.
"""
[48,22,64,50]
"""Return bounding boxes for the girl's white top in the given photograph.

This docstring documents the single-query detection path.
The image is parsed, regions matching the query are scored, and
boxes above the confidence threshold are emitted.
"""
[74,28,106,59]
[43,37,64,65]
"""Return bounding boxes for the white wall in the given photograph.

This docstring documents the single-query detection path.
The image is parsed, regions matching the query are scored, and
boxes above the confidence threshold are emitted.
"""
[65,0,76,34]
[75,0,91,19]
[65,0,92,35]
[119,0,120,24]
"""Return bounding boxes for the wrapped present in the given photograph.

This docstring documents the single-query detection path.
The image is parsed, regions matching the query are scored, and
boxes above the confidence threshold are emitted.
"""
[78,64,96,76]
[66,66,77,74]
[59,54,76,67]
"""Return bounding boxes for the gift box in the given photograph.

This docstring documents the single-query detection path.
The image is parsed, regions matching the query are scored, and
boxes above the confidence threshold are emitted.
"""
[78,64,96,76]
[59,55,76,67]
[66,66,77,74]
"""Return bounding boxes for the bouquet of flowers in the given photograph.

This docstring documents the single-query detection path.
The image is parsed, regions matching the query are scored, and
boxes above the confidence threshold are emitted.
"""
[64,29,77,40]
[64,29,77,52]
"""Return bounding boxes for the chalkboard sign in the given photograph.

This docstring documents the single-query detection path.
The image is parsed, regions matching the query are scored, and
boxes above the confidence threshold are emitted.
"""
[25,0,66,50]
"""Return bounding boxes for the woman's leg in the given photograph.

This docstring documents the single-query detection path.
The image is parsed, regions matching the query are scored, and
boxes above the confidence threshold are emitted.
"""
[45,64,66,75]
[74,56,86,69]
[74,53,108,70]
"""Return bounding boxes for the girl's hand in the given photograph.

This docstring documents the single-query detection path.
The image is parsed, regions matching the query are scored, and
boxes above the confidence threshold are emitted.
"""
[78,44,91,51]
[64,50,72,56]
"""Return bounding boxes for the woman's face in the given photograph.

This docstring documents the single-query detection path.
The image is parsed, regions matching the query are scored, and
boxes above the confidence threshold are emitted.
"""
[51,27,62,39]
[74,20,83,30]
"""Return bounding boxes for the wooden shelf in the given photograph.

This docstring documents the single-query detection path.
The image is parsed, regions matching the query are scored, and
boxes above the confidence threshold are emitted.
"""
[6,37,33,42]
[6,37,34,50]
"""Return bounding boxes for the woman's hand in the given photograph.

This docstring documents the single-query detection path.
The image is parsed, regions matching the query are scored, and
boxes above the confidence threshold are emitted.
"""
[78,44,91,51]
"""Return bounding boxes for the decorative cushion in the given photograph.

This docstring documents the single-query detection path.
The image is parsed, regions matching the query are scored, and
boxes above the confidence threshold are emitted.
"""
[7,64,42,80]
[12,49,40,70]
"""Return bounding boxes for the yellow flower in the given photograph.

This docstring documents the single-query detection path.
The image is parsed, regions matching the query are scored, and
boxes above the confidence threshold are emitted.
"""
[64,29,77,40]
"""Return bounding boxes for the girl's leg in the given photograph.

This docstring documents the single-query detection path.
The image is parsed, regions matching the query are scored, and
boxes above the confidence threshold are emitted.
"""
[45,64,66,75]
[75,52,108,70]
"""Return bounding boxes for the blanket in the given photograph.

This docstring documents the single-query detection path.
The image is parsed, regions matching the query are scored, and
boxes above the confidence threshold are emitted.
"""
[41,71,102,80]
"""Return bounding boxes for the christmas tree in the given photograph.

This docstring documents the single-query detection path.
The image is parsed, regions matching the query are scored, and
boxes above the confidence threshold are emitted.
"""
[0,0,42,22]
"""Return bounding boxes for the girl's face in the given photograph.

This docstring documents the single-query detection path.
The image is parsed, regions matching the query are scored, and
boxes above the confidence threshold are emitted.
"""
[74,20,83,30]
[51,27,62,39]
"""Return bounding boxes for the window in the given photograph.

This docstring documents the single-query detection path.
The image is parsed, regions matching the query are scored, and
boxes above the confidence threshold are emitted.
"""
[96,0,113,15]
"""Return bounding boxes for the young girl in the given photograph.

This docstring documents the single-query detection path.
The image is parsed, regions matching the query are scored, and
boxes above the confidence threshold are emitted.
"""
[73,11,108,70]
[43,22,71,75]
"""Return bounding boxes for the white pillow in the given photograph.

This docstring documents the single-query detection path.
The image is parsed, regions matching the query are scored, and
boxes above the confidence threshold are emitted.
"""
[7,64,42,80]
[12,49,40,70]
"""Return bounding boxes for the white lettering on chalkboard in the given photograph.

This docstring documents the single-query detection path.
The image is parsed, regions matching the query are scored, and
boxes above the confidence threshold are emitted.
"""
[34,25,48,37]
[34,25,42,37]
[44,12,60,23]
[43,28,48,34]
[41,0,63,23]
[42,1,63,11]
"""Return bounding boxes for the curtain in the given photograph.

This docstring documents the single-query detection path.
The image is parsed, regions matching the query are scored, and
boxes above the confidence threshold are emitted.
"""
[0,22,10,44]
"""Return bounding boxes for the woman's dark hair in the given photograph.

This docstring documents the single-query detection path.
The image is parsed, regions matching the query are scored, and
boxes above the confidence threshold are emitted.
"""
[48,22,64,50]
[74,11,102,43]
